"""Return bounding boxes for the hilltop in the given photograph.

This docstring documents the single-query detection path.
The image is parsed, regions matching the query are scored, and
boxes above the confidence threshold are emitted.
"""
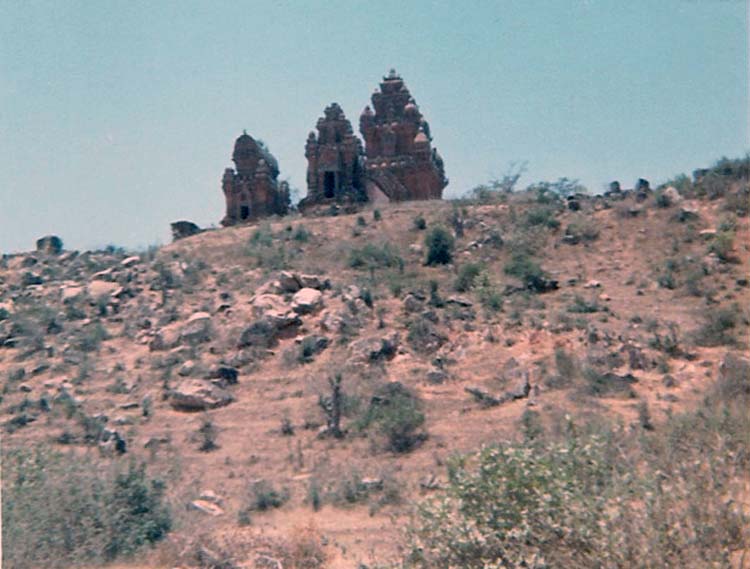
[2,162,749,568]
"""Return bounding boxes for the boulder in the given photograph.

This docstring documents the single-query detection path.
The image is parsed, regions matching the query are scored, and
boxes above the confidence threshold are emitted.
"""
[21,272,43,287]
[426,368,448,384]
[446,295,473,307]
[169,379,233,411]
[149,327,181,351]
[121,256,140,268]
[350,332,399,362]
[36,235,63,255]
[238,320,278,348]
[170,220,202,241]
[662,186,683,205]
[208,365,239,387]
[403,293,423,313]
[278,271,302,293]
[292,288,323,314]
[180,312,212,345]
[87,280,119,299]
[252,293,286,314]
[298,274,325,289]
[61,285,85,301]
[320,309,359,334]
[189,500,224,517]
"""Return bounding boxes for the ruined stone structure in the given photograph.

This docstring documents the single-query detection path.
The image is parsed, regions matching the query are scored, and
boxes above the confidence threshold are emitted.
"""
[301,103,365,208]
[359,70,447,202]
[221,132,289,226]
[221,70,447,223]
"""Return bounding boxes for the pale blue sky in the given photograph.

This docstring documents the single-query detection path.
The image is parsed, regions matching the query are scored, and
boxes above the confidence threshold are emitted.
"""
[1,1,747,253]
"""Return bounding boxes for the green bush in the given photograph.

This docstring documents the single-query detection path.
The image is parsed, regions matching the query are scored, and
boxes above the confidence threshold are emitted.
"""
[349,243,404,271]
[405,399,749,568]
[359,382,426,453]
[424,226,454,266]
[693,305,739,347]
[3,447,171,569]
[708,231,735,262]
[413,214,427,230]
[564,215,599,242]
[503,253,551,292]
[454,262,483,292]
[523,205,560,229]
[566,295,601,314]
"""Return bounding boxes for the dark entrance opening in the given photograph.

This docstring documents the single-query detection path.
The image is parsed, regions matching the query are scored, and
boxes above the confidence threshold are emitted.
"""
[323,172,336,198]
[240,205,250,220]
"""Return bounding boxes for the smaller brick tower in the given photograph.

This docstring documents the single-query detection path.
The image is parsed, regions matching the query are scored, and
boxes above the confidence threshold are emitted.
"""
[302,103,365,208]
[221,132,289,226]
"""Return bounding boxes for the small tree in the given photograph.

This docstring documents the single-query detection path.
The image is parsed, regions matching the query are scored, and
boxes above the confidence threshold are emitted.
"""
[424,226,454,266]
[318,374,345,438]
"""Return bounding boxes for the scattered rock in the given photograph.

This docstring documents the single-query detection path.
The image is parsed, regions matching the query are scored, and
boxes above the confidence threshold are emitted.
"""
[21,271,43,287]
[350,332,399,362]
[278,271,302,293]
[426,368,448,384]
[403,293,423,313]
[36,235,63,255]
[208,365,239,387]
[171,220,202,241]
[189,500,224,517]
[121,256,140,268]
[170,379,234,411]
[149,327,181,352]
[87,280,119,299]
[291,288,323,314]
[446,295,473,307]
[662,186,683,204]
[180,312,212,345]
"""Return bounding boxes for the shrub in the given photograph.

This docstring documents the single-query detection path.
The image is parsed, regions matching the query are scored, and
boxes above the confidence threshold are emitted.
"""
[565,215,599,242]
[197,418,218,452]
[248,480,289,512]
[693,306,738,347]
[708,231,735,262]
[552,347,579,387]
[3,447,171,569]
[406,428,614,568]
[359,382,426,453]
[476,275,504,313]
[503,253,551,292]
[424,226,454,266]
[566,295,601,314]
[348,243,403,271]
[454,262,483,292]
[413,214,427,230]
[373,209,382,221]
[523,205,560,229]
[405,404,749,568]
[292,225,310,242]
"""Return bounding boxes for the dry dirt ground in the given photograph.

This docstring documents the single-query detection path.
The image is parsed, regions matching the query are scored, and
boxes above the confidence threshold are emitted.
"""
[1,188,748,568]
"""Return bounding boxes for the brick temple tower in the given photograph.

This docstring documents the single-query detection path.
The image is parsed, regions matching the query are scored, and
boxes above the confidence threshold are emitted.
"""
[221,132,289,226]
[359,69,447,202]
[301,103,365,208]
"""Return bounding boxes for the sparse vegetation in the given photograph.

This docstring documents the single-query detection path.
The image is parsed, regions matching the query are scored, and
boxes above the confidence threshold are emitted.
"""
[349,242,403,271]
[3,446,171,569]
[406,387,749,568]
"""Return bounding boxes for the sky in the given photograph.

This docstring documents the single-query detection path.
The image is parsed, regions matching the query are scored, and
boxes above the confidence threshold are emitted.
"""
[0,0,747,253]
